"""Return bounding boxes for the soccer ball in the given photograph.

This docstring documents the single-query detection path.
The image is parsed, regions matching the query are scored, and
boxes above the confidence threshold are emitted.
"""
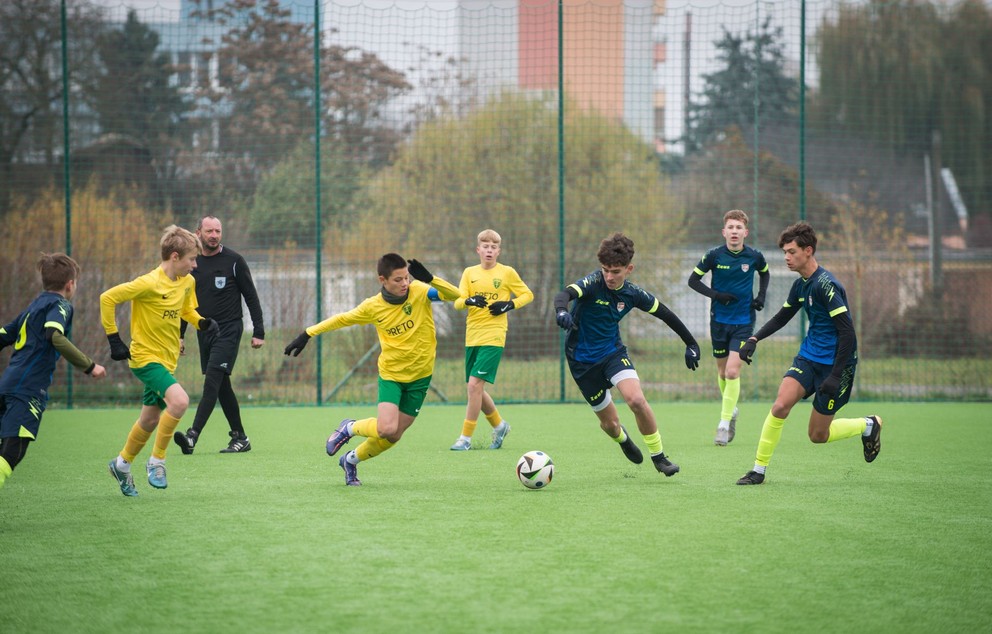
[516,450,554,489]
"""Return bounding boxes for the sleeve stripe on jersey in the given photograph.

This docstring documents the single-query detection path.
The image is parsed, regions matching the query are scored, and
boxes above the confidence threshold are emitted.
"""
[568,283,582,298]
[44,320,66,333]
[693,266,706,276]
[829,306,849,317]
[646,298,660,314]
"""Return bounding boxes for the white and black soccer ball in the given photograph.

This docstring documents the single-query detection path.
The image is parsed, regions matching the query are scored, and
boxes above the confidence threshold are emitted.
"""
[516,450,554,489]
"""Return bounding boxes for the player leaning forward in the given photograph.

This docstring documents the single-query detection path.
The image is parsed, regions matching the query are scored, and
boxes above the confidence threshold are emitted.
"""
[284,254,460,486]
[554,232,701,476]
[735,222,882,485]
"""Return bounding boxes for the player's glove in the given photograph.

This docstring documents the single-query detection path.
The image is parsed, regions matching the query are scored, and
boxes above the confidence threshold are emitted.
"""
[751,294,765,311]
[555,309,573,331]
[739,337,757,365]
[685,343,701,371]
[198,318,220,336]
[107,333,131,361]
[284,332,311,357]
[819,375,841,399]
[406,259,433,283]
[488,300,514,316]
[464,295,488,308]
[713,292,737,306]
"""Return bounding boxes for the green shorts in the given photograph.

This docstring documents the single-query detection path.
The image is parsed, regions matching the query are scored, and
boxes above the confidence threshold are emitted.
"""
[378,375,432,417]
[131,363,177,409]
[465,346,504,384]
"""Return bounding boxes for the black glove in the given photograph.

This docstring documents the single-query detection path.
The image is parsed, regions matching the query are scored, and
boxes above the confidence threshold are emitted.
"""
[199,318,219,336]
[464,295,488,308]
[684,343,700,371]
[739,338,757,365]
[819,375,841,399]
[751,295,765,311]
[406,259,433,283]
[488,300,514,316]
[284,332,311,357]
[555,309,573,331]
[107,333,131,361]
[713,292,737,306]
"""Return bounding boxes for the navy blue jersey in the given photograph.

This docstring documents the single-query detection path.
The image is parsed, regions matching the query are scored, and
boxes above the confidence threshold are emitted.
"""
[0,291,74,401]
[694,245,768,325]
[785,266,857,365]
[564,271,659,363]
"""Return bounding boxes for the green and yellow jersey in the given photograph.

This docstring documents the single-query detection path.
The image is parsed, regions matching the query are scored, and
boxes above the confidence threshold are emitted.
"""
[306,278,459,383]
[454,263,534,347]
[100,266,203,372]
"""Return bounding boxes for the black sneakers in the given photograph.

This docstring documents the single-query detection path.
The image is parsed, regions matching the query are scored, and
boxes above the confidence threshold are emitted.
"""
[863,415,882,463]
[736,470,765,485]
[618,425,643,464]
[220,431,251,453]
[173,428,198,455]
[651,452,680,477]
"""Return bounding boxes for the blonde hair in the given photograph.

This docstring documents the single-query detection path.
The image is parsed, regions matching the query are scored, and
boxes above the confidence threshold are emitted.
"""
[724,209,749,227]
[160,225,201,261]
[477,229,502,245]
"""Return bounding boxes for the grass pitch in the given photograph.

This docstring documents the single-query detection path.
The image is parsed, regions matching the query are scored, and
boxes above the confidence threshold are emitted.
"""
[2,402,990,633]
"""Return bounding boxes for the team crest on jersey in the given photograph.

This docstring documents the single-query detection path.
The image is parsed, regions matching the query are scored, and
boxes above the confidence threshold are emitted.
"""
[403,304,413,315]
[215,276,226,289]
[493,279,502,289]
[616,302,625,311]
[741,264,749,272]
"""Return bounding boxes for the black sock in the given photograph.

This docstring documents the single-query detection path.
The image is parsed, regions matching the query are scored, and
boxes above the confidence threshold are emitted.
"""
[191,367,225,435]
[218,374,245,435]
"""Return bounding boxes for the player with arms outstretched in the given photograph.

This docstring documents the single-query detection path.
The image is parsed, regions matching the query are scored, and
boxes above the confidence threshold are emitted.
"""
[553,232,700,477]
[284,254,460,486]
[735,222,882,485]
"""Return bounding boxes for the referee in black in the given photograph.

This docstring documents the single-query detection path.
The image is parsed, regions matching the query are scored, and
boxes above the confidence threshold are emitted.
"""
[175,216,265,454]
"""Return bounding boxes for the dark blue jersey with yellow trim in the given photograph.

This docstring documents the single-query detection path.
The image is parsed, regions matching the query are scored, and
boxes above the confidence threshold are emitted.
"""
[0,291,73,401]
[786,266,857,365]
[564,271,659,363]
[694,245,768,325]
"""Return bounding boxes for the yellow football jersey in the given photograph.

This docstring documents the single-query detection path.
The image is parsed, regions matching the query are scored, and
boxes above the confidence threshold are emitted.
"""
[306,278,459,383]
[455,263,534,347]
[100,266,202,372]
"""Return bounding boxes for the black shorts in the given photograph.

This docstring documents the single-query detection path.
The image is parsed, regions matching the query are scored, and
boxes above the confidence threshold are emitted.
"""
[710,321,754,358]
[198,320,244,375]
[567,347,638,409]
[0,394,45,440]
[784,354,857,416]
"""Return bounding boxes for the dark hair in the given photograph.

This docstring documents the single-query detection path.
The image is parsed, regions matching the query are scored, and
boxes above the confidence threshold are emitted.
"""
[778,222,817,254]
[38,252,80,291]
[377,253,407,278]
[597,232,635,267]
[196,215,220,231]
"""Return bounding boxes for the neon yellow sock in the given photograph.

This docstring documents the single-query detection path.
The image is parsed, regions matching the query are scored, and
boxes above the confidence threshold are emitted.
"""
[0,457,12,488]
[642,431,663,455]
[121,421,153,464]
[612,427,627,443]
[718,376,727,394]
[755,411,786,467]
[461,419,478,438]
[485,409,502,428]
[721,378,740,421]
[152,411,181,459]
[828,417,867,442]
[355,437,395,461]
[352,417,380,439]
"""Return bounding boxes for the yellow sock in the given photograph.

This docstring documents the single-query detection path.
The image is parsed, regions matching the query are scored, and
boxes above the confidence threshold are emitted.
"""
[461,419,478,438]
[721,378,740,421]
[718,376,727,394]
[642,431,663,455]
[828,417,867,442]
[355,437,396,461]
[352,417,380,439]
[0,457,12,489]
[152,411,181,459]
[485,409,502,428]
[755,411,786,467]
[121,421,153,464]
